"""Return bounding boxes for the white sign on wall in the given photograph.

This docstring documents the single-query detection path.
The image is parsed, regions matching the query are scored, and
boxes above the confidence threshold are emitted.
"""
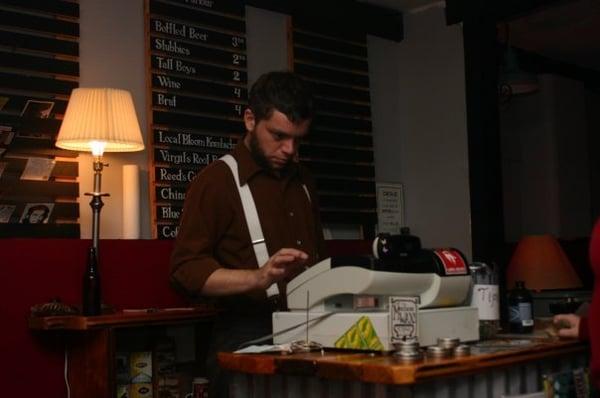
[376,182,404,234]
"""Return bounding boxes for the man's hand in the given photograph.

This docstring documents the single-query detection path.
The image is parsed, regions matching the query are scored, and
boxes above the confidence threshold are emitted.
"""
[255,248,308,290]
[553,313,581,339]
[201,248,309,296]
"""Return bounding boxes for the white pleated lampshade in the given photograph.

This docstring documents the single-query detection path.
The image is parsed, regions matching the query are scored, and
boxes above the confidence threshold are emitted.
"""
[56,88,145,154]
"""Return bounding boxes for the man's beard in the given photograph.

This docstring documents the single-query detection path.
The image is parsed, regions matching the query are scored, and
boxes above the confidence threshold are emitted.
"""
[248,131,293,173]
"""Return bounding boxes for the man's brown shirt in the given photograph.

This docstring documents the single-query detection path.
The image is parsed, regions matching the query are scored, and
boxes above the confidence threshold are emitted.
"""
[170,142,327,312]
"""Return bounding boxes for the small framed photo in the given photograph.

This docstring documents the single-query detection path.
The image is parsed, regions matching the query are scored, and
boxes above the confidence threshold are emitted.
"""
[20,100,55,119]
[0,96,9,111]
[0,204,16,223]
[20,157,56,181]
[0,127,14,146]
[20,203,54,224]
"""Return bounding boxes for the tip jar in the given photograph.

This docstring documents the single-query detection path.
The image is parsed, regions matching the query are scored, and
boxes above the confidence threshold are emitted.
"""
[469,262,500,339]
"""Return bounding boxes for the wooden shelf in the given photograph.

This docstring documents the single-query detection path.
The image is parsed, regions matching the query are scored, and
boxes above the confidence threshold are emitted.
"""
[28,306,217,330]
[29,305,218,398]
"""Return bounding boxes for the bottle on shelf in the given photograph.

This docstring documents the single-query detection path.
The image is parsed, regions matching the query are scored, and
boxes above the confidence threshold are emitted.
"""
[507,280,534,333]
[82,246,102,316]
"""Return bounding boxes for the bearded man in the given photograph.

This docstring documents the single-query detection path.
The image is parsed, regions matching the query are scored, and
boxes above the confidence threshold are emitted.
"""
[170,71,327,397]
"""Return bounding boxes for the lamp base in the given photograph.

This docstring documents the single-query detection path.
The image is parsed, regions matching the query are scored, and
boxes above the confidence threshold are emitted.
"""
[82,246,102,316]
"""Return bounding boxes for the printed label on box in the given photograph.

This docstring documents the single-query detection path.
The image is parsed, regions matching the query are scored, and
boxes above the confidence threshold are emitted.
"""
[130,352,152,383]
[130,383,152,398]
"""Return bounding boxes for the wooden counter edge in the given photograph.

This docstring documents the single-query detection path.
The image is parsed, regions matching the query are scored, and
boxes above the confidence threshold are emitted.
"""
[218,339,588,385]
[342,340,589,385]
[218,351,374,376]
[28,306,218,330]
[219,352,278,375]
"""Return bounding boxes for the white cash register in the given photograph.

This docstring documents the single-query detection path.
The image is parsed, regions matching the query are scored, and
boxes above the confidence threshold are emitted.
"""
[272,235,479,350]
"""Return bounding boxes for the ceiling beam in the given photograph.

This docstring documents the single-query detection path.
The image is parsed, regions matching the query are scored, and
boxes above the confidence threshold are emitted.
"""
[245,0,404,41]
[445,0,567,25]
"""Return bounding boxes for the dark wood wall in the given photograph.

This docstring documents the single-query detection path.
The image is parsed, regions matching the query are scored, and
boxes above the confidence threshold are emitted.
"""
[0,0,80,238]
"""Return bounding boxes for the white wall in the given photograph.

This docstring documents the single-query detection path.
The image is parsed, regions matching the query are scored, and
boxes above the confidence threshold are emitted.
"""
[245,6,290,85]
[79,0,148,238]
[369,6,472,258]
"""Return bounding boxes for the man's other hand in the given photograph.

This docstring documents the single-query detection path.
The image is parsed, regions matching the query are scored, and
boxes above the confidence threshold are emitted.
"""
[553,313,581,339]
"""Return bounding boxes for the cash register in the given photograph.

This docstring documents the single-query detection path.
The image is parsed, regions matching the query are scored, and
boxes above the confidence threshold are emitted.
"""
[272,232,479,350]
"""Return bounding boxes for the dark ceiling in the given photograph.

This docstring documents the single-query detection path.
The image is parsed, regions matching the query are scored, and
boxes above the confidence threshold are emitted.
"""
[503,0,600,72]
[367,0,600,72]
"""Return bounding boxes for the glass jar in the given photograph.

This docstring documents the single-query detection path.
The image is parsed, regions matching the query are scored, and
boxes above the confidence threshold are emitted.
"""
[469,262,500,339]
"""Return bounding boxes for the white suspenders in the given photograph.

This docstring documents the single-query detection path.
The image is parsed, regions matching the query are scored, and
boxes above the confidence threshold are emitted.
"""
[221,155,278,297]
[220,154,310,298]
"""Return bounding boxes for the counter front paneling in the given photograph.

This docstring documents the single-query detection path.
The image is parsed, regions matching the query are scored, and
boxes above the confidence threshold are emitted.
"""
[219,338,589,398]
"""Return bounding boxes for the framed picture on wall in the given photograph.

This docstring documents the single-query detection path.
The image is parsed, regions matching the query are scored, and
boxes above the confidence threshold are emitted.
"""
[0,204,16,223]
[19,203,54,224]
[20,100,55,119]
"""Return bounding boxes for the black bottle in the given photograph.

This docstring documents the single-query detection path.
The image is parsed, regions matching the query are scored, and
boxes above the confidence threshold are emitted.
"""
[82,247,102,316]
[508,280,534,333]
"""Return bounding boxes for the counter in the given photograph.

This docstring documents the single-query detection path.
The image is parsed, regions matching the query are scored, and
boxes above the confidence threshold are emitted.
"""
[219,337,588,398]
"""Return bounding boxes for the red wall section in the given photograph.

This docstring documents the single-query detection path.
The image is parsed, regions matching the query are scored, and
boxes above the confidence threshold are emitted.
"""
[0,238,369,398]
[0,239,184,398]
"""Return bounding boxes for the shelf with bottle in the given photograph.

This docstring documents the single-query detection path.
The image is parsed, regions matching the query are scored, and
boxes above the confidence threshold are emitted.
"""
[28,306,218,330]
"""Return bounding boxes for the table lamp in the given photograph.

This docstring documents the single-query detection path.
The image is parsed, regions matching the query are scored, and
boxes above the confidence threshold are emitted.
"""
[56,88,145,253]
[506,234,583,291]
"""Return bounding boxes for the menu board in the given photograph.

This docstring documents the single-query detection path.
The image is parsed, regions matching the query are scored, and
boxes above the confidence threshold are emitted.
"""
[146,0,247,238]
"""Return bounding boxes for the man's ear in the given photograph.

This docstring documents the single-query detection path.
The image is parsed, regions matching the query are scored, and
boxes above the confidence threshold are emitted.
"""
[244,109,255,132]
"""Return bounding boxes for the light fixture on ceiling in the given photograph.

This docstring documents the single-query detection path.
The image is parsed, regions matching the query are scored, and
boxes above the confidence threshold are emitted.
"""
[498,23,540,103]
[499,46,540,97]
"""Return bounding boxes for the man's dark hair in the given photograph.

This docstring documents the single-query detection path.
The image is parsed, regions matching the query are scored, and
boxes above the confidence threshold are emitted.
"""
[248,71,314,124]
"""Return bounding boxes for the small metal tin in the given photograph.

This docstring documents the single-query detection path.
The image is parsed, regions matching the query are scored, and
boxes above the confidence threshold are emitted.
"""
[395,350,423,361]
[437,337,460,350]
[453,344,471,356]
[393,338,423,361]
[394,338,419,351]
[426,345,451,358]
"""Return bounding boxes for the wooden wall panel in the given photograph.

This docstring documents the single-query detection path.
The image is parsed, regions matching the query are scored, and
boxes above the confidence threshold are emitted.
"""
[0,0,80,237]
[292,18,377,238]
